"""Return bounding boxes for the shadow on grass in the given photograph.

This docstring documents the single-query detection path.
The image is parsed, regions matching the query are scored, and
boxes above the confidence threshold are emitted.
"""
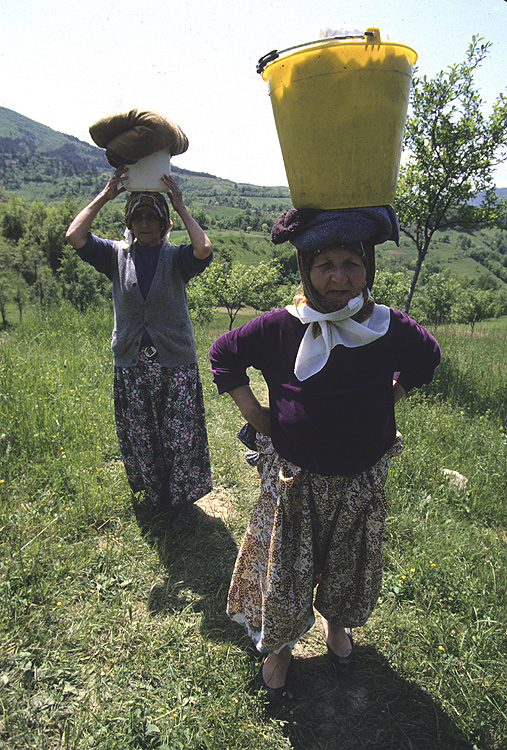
[132,503,475,748]
[276,644,474,750]
[134,503,240,643]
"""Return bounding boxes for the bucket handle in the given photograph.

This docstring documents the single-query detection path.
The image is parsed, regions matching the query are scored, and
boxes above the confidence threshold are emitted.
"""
[256,28,381,74]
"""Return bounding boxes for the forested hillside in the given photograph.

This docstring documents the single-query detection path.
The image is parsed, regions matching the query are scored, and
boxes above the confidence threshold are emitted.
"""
[0,107,110,200]
[0,106,292,210]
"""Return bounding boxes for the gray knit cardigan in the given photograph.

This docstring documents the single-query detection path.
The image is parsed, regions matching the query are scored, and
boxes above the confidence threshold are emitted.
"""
[111,240,198,368]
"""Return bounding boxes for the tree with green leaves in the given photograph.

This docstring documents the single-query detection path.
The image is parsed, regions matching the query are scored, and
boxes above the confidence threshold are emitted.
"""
[0,194,28,242]
[270,243,300,285]
[395,36,507,313]
[194,261,283,330]
[371,269,409,310]
[0,279,10,328]
[186,277,216,327]
[39,199,77,272]
[450,281,496,334]
[58,245,108,311]
[13,280,28,322]
[414,272,462,328]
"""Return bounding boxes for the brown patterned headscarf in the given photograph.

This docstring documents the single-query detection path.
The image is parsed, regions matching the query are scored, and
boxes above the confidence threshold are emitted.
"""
[124,192,171,237]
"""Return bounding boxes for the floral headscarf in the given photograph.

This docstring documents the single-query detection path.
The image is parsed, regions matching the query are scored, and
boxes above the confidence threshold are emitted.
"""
[124,192,171,237]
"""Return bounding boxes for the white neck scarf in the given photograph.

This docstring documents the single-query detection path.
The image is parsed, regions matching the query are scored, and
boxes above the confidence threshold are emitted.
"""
[286,292,391,381]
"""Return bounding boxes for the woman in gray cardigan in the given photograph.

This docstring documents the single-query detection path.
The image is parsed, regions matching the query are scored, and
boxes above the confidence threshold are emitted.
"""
[66,167,213,522]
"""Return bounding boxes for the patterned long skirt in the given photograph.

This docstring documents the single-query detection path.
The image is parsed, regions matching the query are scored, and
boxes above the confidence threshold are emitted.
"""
[227,433,403,654]
[113,350,212,509]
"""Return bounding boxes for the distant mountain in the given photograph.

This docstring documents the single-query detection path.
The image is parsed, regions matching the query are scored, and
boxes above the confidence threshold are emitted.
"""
[470,187,507,205]
[0,107,106,200]
[0,106,291,205]
[0,106,108,168]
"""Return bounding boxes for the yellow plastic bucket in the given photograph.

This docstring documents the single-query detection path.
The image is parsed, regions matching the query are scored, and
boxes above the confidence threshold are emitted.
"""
[259,28,417,209]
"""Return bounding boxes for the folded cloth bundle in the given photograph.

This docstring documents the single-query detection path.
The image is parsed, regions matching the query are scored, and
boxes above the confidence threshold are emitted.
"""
[89,109,189,167]
[271,205,400,249]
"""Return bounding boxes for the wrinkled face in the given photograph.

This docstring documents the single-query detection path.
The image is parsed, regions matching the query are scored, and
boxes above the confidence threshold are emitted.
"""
[309,245,367,309]
[130,209,164,247]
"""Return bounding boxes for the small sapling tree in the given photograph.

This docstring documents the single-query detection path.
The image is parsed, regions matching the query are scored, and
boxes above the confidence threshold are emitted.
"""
[194,261,283,330]
[395,36,507,313]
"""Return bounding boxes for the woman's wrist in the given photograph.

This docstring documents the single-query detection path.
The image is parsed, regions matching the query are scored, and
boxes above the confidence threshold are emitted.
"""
[94,191,112,208]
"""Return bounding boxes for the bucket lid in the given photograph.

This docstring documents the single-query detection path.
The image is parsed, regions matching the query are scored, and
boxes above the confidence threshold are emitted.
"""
[257,27,417,75]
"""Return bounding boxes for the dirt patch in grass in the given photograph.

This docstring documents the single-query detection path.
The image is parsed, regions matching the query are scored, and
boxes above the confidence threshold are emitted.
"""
[197,487,239,522]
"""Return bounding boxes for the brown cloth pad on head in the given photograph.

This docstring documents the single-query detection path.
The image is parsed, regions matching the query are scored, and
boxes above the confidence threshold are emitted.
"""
[89,109,189,167]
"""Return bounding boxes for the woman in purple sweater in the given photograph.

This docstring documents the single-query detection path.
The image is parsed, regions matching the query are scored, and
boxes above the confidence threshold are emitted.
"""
[209,206,440,707]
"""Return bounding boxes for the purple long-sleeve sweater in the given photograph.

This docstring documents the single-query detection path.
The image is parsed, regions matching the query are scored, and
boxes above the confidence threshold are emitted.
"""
[209,307,440,476]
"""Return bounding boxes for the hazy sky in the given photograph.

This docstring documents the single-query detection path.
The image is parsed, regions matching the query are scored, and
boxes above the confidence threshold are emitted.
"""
[1,0,506,187]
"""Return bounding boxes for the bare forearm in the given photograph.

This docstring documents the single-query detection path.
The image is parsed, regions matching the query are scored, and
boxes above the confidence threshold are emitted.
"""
[393,380,407,404]
[66,166,127,249]
[228,385,271,436]
[65,193,110,249]
[177,206,212,259]
[161,173,211,259]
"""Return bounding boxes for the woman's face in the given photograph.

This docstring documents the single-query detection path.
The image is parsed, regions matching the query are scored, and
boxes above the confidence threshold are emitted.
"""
[130,209,164,247]
[309,245,367,309]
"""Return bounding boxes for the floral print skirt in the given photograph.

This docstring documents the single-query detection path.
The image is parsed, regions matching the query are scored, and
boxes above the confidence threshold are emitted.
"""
[227,433,403,654]
[113,350,212,509]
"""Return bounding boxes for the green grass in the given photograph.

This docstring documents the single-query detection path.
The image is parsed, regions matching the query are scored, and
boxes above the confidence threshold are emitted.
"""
[377,228,507,287]
[170,228,275,265]
[1,304,506,749]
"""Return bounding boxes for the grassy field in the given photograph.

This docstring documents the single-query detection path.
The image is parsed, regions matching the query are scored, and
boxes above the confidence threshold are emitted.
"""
[170,228,275,265]
[1,304,506,750]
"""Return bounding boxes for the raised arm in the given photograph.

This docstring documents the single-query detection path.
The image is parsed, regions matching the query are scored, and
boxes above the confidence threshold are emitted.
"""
[66,166,128,249]
[161,174,212,260]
